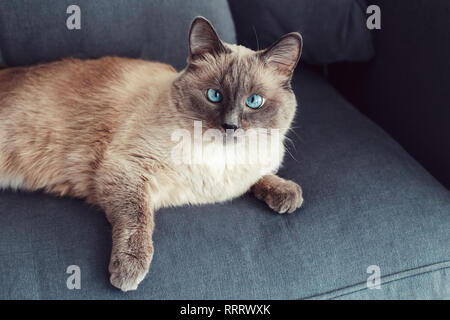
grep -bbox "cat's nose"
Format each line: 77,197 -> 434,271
222,123 -> 238,131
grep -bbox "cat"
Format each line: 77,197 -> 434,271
0,17 -> 303,291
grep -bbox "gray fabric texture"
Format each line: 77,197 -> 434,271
228,0 -> 374,64
0,67 -> 449,299
0,0 -> 236,70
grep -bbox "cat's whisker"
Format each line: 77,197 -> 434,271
252,26 -> 260,51
284,142 -> 301,164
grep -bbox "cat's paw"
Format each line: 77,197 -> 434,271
109,251 -> 153,292
263,180 -> 303,214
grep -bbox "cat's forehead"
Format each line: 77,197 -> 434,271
224,43 -> 255,56
188,44 -> 283,93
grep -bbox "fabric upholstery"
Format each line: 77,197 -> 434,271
228,0 -> 374,64
0,0 -> 236,70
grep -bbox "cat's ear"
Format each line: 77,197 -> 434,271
189,16 -> 227,60
260,32 -> 303,76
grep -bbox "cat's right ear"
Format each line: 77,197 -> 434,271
188,17 -> 227,61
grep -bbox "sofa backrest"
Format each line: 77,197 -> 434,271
0,0 -> 236,70
228,0 -> 374,65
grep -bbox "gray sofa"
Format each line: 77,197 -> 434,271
0,0 -> 449,299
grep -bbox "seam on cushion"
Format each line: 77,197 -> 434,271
302,260 -> 450,300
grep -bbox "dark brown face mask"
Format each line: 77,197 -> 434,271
171,16 -> 302,135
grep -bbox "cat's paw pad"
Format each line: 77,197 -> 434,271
264,180 -> 303,214
109,251 -> 152,292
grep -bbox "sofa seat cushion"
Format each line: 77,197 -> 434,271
0,67 -> 449,299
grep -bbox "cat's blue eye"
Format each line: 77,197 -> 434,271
246,94 -> 264,109
206,88 -> 223,103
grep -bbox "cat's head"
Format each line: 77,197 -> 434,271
171,17 -> 302,137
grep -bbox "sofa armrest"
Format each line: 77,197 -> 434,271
329,0 -> 450,189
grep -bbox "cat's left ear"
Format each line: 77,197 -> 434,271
188,16 -> 228,61
260,32 -> 303,76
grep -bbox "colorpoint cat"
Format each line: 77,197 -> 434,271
0,17 -> 303,291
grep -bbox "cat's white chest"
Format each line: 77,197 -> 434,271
160,140 -> 283,207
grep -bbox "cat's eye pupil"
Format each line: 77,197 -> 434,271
246,94 -> 263,109
206,88 -> 222,103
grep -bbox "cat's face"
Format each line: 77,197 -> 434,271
171,17 -> 302,136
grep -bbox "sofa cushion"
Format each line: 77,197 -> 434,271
0,67 -> 449,299
228,0 -> 374,65
0,0 -> 236,70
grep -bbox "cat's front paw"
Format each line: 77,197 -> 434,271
255,178 -> 303,214
266,180 -> 303,214
109,250 -> 153,292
